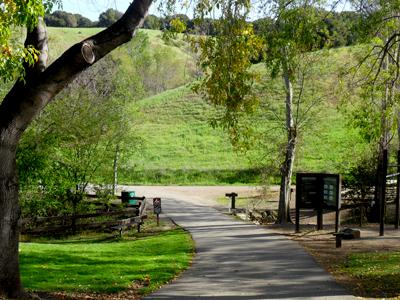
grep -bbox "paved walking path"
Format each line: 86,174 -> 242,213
125,186 -> 355,300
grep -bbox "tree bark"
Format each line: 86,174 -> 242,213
277,67 -> 296,223
0,0 -> 153,297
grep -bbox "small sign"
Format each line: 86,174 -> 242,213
153,198 -> 161,206
153,198 -> 162,214
154,206 -> 162,214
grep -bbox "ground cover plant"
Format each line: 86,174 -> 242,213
19,218 -> 195,296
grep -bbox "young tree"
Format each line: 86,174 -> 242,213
0,0 -> 153,297
17,55 -> 144,216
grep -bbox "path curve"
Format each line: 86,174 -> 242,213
123,186 -> 355,300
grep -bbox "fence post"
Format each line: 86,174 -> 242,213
380,149 -> 388,236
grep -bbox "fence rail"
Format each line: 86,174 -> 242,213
22,197 -> 147,234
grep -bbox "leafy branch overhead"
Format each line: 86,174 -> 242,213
0,0 -> 60,82
165,0 -> 263,151
190,20 -> 263,149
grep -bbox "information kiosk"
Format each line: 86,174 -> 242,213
295,173 -> 341,232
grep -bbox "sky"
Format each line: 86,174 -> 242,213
57,0 -> 352,22
58,0 -> 139,21
58,0 -> 194,21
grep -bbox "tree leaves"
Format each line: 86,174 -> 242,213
188,2 -> 263,151
0,0 -> 60,82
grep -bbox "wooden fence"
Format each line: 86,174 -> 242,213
22,197 -> 147,234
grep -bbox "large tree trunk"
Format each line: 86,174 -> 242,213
0,0 -> 153,297
0,18 -> 49,299
0,137 -> 26,298
277,68 -> 297,223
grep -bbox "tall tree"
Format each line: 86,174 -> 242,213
259,0 -> 330,223
0,0 -> 153,297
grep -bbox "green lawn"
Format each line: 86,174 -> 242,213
338,251 -> 400,297
19,228 -> 194,295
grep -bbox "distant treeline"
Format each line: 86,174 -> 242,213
45,9 -> 358,47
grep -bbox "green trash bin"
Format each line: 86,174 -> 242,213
121,191 -> 135,205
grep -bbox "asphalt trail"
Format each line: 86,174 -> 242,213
125,186 -> 355,300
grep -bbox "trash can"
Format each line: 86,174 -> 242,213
121,191 -> 135,205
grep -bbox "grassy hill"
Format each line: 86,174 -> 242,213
43,28 -> 368,185
47,27 -> 195,64
122,48 -> 368,185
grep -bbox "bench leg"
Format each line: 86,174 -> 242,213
336,235 -> 342,248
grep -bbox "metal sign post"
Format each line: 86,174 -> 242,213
153,198 -> 162,226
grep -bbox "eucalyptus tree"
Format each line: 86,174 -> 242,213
0,0 -> 153,297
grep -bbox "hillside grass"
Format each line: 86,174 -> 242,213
47,28 -> 192,61
122,47 -> 369,185
44,28 -> 369,185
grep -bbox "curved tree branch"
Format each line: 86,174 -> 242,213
0,0 -> 153,145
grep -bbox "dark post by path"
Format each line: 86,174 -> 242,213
225,193 -> 238,213
153,198 -> 162,226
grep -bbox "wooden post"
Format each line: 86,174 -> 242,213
231,193 -> 236,210
396,150 -> 400,229
335,208 -> 340,233
380,149 -> 388,236
317,208 -> 323,230
245,201 -> 249,222
295,175 -> 300,233
153,198 -> 162,227
335,234 -> 342,248
225,193 -> 237,214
